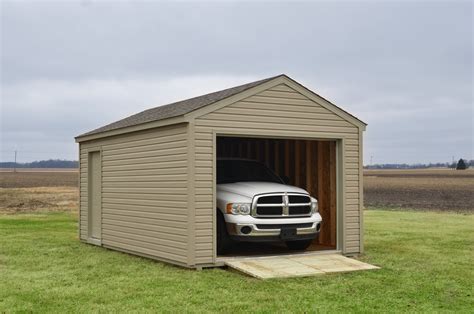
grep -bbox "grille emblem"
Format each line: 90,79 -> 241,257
282,192 -> 289,216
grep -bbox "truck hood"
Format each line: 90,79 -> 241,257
217,181 -> 308,199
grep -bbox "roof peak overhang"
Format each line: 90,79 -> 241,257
76,74 -> 366,143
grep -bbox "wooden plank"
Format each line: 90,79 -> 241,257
274,141 -> 280,175
329,141 -> 337,246
306,141 -> 312,198
310,141 -> 319,202
265,139 -> 270,165
317,141 -> 324,245
295,140 -> 301,186
285,140 -> 290,179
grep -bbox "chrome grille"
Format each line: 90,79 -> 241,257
252,193 -> 312,218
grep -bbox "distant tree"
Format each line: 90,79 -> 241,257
0,159 -> 78,168
456,158 -> 467,170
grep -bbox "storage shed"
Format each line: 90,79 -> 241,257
75,74 -> 366,268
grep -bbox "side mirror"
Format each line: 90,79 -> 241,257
281,175 -> 290,184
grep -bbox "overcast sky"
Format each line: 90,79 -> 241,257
1,0 -> 472,164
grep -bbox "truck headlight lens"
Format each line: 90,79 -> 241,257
310,197 -> 318,213
226,203 -> 251,215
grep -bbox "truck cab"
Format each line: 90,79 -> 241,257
216,158 -> 322,254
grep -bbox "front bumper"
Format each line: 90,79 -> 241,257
224,213 -> 322,241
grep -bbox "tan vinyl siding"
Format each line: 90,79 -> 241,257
79,124 -> 189,264
344,137 -> 361,252
79,147 -> 89,240
193,84 -> 362,264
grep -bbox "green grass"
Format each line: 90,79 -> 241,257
1,210 -> 473,313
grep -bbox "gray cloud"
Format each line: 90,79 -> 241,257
1,1 -> 472,163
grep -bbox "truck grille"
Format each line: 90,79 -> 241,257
252,193 -> 312,218
256,206 -> 282,216
289,206 -> 311,215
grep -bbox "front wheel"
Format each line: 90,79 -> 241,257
285,239 -> 313,251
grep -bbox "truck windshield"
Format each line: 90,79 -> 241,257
217,159 -> 283,184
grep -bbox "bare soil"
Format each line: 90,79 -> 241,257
0,170 -> 78,213
0,170 -> 78,188
0,187 -> 78,214
364,169 -> 474,212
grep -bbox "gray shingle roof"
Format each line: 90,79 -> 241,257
77,75 -> 282,138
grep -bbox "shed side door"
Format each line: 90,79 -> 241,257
88,151 -> 102,242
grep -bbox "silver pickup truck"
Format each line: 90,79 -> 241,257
216,158 -> 322,254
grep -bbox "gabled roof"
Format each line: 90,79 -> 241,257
77,75 -> 280,138
76,74 -> 366,141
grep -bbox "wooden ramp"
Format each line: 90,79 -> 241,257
224,253 -> 379,279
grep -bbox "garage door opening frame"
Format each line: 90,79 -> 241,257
211,129 -> 346,263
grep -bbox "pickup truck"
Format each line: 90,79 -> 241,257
216,158 -> 322,254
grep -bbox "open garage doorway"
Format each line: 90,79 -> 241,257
216,135 -> 339,257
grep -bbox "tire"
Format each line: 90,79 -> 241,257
216,210 -> 233,255
285,239 -> 313,251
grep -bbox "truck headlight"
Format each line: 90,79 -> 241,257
310,197 -> 318,213
226,203 -> 251,215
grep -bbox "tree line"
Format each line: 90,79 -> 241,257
0,159 -> 78,168
1,158 -> 471,170
365,159 -> 473,169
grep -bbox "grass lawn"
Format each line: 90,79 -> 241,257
1,210 -> 473,312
